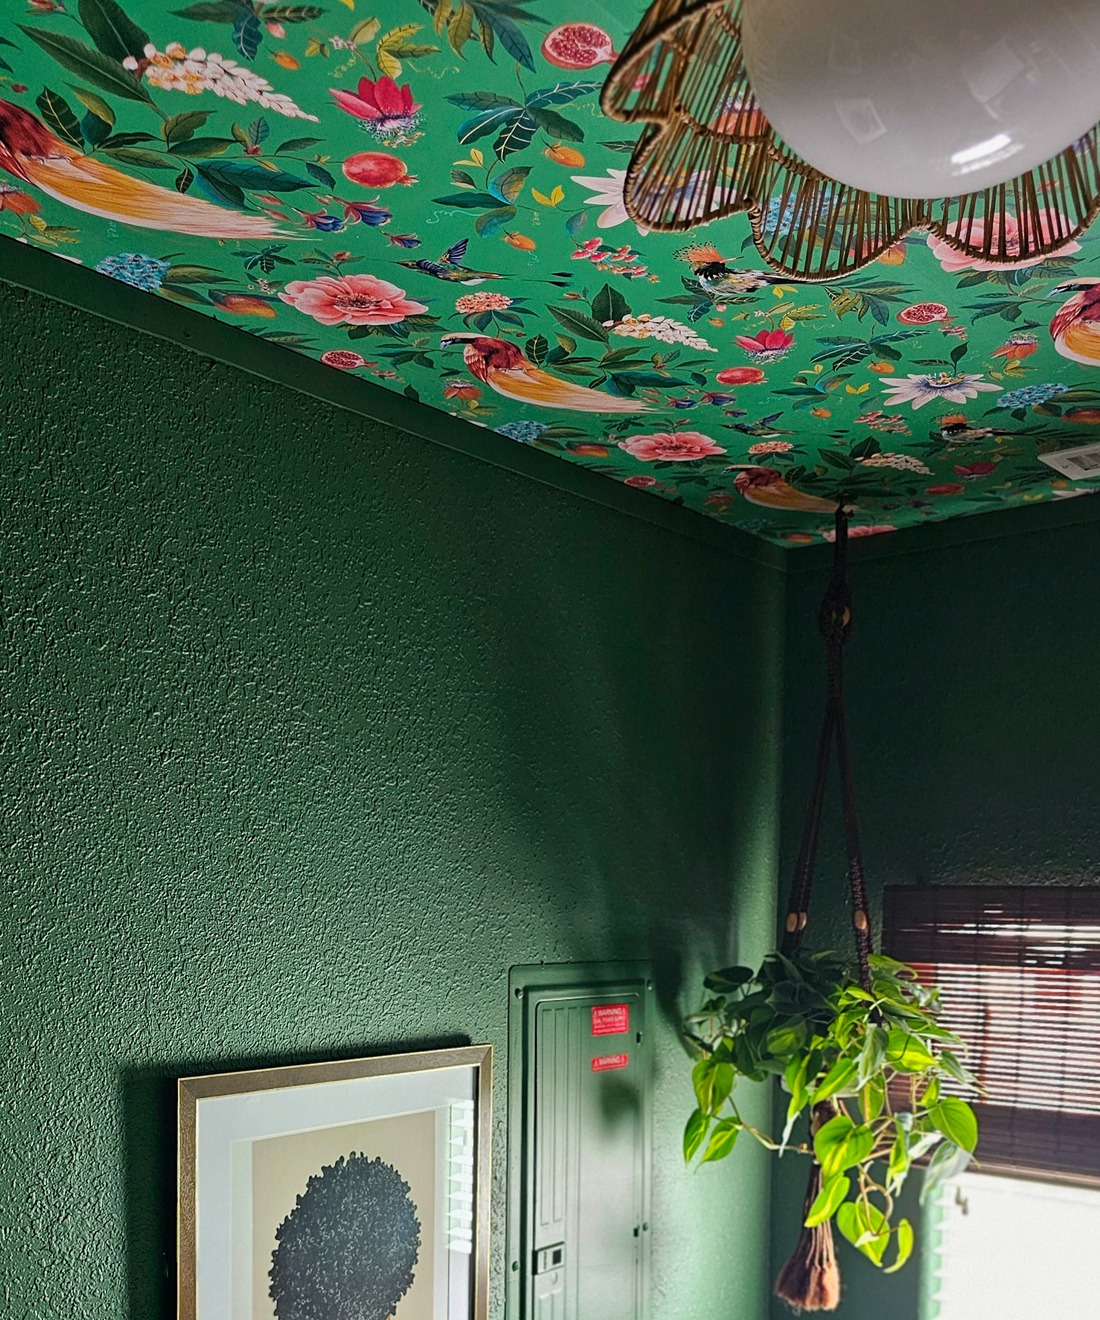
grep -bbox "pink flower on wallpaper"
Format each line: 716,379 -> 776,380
734,328 -> 794,362
927,211 -> 1081,272
331,77 -> 422,127
279,274 -> 428,326
618,431 -> 726,461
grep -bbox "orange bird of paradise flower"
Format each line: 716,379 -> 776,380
1050,278 -> 1100,367
726,465 -> 845,515
0,98 -> 287,239
440,333 -> 650,413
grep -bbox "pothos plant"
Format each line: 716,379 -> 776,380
683,949 -> 979,1279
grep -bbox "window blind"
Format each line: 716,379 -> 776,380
882,886 -> 1100,1183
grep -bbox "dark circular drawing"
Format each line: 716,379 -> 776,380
269,1151 -> 422,1320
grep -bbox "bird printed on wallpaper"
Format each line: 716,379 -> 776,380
676,242 -> 788,301
440,334 -> 650,412
395,239 -> 571,288
726,465 -> 844,514
396,238 -> 506,284
723,412 -> 796,439
1050,278 -> 1100,366
0,98 -> 286,239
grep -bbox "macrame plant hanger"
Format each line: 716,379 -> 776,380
774,507 -> 874,1314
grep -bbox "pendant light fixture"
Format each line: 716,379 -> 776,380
601,0 -> 1100,279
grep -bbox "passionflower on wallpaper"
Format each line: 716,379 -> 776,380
2,0 -> 1100,545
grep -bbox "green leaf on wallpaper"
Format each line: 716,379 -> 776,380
494,110 -> 538,159
69,86 -> 115,126
200,160 -> 313,191
850,437 -> 882,460
525,106 -> 584,142
472,3 -> 534,70
477,18 -> 494,58
36,89 -> 84,151
77,0 -> 150,63
592,283 -> 629,326
454,105 -> 522,145
192,164 -> 247,207
174,165 -> 195,193
432,0 -> 453,36
261,5 -> 326,21
159,285 -> 209,307
548,305 -> 609,344
170,137 -> 236,157
490,166 -> 529,203
18,26 -> 155,104
474,206 -> 515,236
456,106 -> 522,146
81,109 -> 113,147
172,1 -> 252,20
274,137 -> 323,155
432,191 -> 507,210
565,210 -> 587,236
446,91 -> 520,111
162,111 -> 214,145
233,10 -> 263,60
525,334 -> 548,365
102,146 -> 176,168
446,2 -> 475,57
524,81 -> 601,108
162,264 -> 235,284
302,161 -> 335,187
99,130 -> 158,148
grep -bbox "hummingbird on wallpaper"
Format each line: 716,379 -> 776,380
676,242 -> 789,300
440,334 -> 649,413
724,412 -> 796,439
395,239 -> 570,287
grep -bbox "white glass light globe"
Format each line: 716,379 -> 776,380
740,0 -> 1100,200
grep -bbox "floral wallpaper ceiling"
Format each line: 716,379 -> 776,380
3,0 -> 1100,546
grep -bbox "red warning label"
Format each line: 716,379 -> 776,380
591,1004 -> 630,1036
591,1053 -> 629,1073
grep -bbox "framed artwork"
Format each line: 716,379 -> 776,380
178,1045 -> 491,1320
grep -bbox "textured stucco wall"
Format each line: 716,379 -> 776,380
0,281 -> 785,1320
771,522 -> 1100,1320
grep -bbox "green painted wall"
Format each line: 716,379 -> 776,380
771,519 -> 1100,1320
0,282 -> 784,1320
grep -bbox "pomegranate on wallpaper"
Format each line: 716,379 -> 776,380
2,0 -> 1099,543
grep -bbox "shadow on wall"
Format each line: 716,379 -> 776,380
470,511 -> 785,1032
120,1034 -> 471,1320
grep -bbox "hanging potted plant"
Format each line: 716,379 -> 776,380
683,949 -> 978,1309
683,509 -> 979,1312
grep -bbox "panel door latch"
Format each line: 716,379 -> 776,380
534,1243 -> 565,1274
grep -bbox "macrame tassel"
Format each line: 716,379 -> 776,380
774,1159 -> 841,1313
775,1104 -> 842,1313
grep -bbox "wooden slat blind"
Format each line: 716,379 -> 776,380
883,886 -> 1100,1182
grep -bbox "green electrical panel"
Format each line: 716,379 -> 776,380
506,962 -> 654,1320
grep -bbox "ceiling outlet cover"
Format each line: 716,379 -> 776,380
1038,442 -> 1100,479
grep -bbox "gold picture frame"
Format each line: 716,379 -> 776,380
178,1045 -> 492,1320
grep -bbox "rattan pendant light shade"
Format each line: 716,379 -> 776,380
600,0 -> 1100,280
